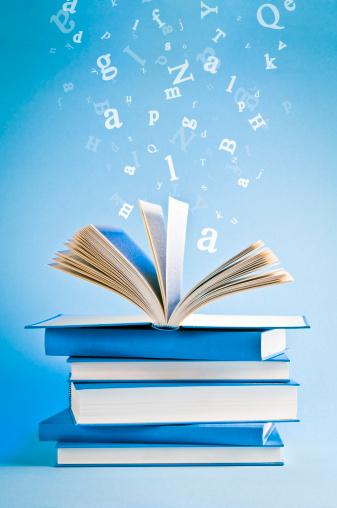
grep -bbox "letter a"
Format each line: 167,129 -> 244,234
203,56 -> 219,74
197,228 -> 217,253
104,109 -> 123,129
50,9 -> 75,33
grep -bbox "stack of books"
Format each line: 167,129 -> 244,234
26,198 -> 309,466
27,313 -> 308,466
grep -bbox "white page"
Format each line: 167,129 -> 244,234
139,200 -> 167,314
180,314 -> 309,329
166,198 -> 189,320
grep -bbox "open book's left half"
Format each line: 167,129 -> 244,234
49,198 -> 293,327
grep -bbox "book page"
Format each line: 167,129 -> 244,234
166,198 -> 189,320
180,314 -> 309,329
139,200 -> 167,317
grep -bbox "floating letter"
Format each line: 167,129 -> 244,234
104,109 -> 123,129
197,228 -> 217,253
282,101 -> 291,114
265,53 -> 277,69
169,125 -> 197,153
93,99 -> 110,115
164,87 -> 182,100
182,117 -> 197,130
219,138 -> 236,155
124,166 -> 136,175
237,101 -> 245,112
119,203 -> 134,219
168,59 -> 194,85
85,136 -> 101,152
212,28 -> 226,43
201,2 -> 218,19
257,4 -> 284,29
149,110 -> 159,125
63,82 -> 74,92
50,9 -> 75,33
284,0 -> 295,11
165,154 -> 179,181
97,54 -> 117,81
62,0 -> 77,13
238,178 -> 249,187
73,31 -> 83,43
123,45 -> 146,67
203,56 -> 219,74
248,113 -> 266,131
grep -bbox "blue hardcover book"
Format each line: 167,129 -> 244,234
26,313 -> 309,330
43,326 -> 288,360
70,380 -> 299,424
39,409 -> 276,446
55,427 -> 284,466
67,353 -> 290,382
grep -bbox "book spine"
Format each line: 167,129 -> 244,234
45,328 -> 266,360
39,422 -> 265,445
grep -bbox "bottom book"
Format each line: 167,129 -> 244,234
56,427 -> 283,466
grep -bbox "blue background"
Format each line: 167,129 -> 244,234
1,0 -> 337,506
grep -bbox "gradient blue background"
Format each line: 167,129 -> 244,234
1,1 -> 337,506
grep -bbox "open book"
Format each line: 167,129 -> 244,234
49,198 -> 293,328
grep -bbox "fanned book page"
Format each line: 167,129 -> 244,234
49,199 -> 294,327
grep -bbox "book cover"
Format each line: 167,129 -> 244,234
43,326 -> 288,360
39,408 -> 277,446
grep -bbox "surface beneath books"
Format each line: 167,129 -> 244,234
1,442 -> 336,508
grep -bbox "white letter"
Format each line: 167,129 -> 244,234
197,228 -> 217,253
248,113 -> 266,131
104,109 -> 123,129
201,1 -> 218,19
164,87 -> 182,100
119,203 -> 134,219
149,110 -> 159,125
219,138 -> 236,155
85,136 -> 101,152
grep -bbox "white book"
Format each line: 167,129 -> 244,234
70,381 -> 298,425
68,354 -> 290,382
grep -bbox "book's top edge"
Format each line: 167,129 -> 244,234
25,314 -> 310,330
71,379 -> 300,389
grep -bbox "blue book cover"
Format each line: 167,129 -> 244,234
44,327 -> 287,360
39,409 -> 276,446
55,427 -> 284,466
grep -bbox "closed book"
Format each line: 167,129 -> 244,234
43,327 -> 287,360
70,380 -> 299,425
55,427 -> 284,466
67,353 -> 290,382
39,409 -> 276,446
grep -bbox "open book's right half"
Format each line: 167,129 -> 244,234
49,198 -> 293,328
